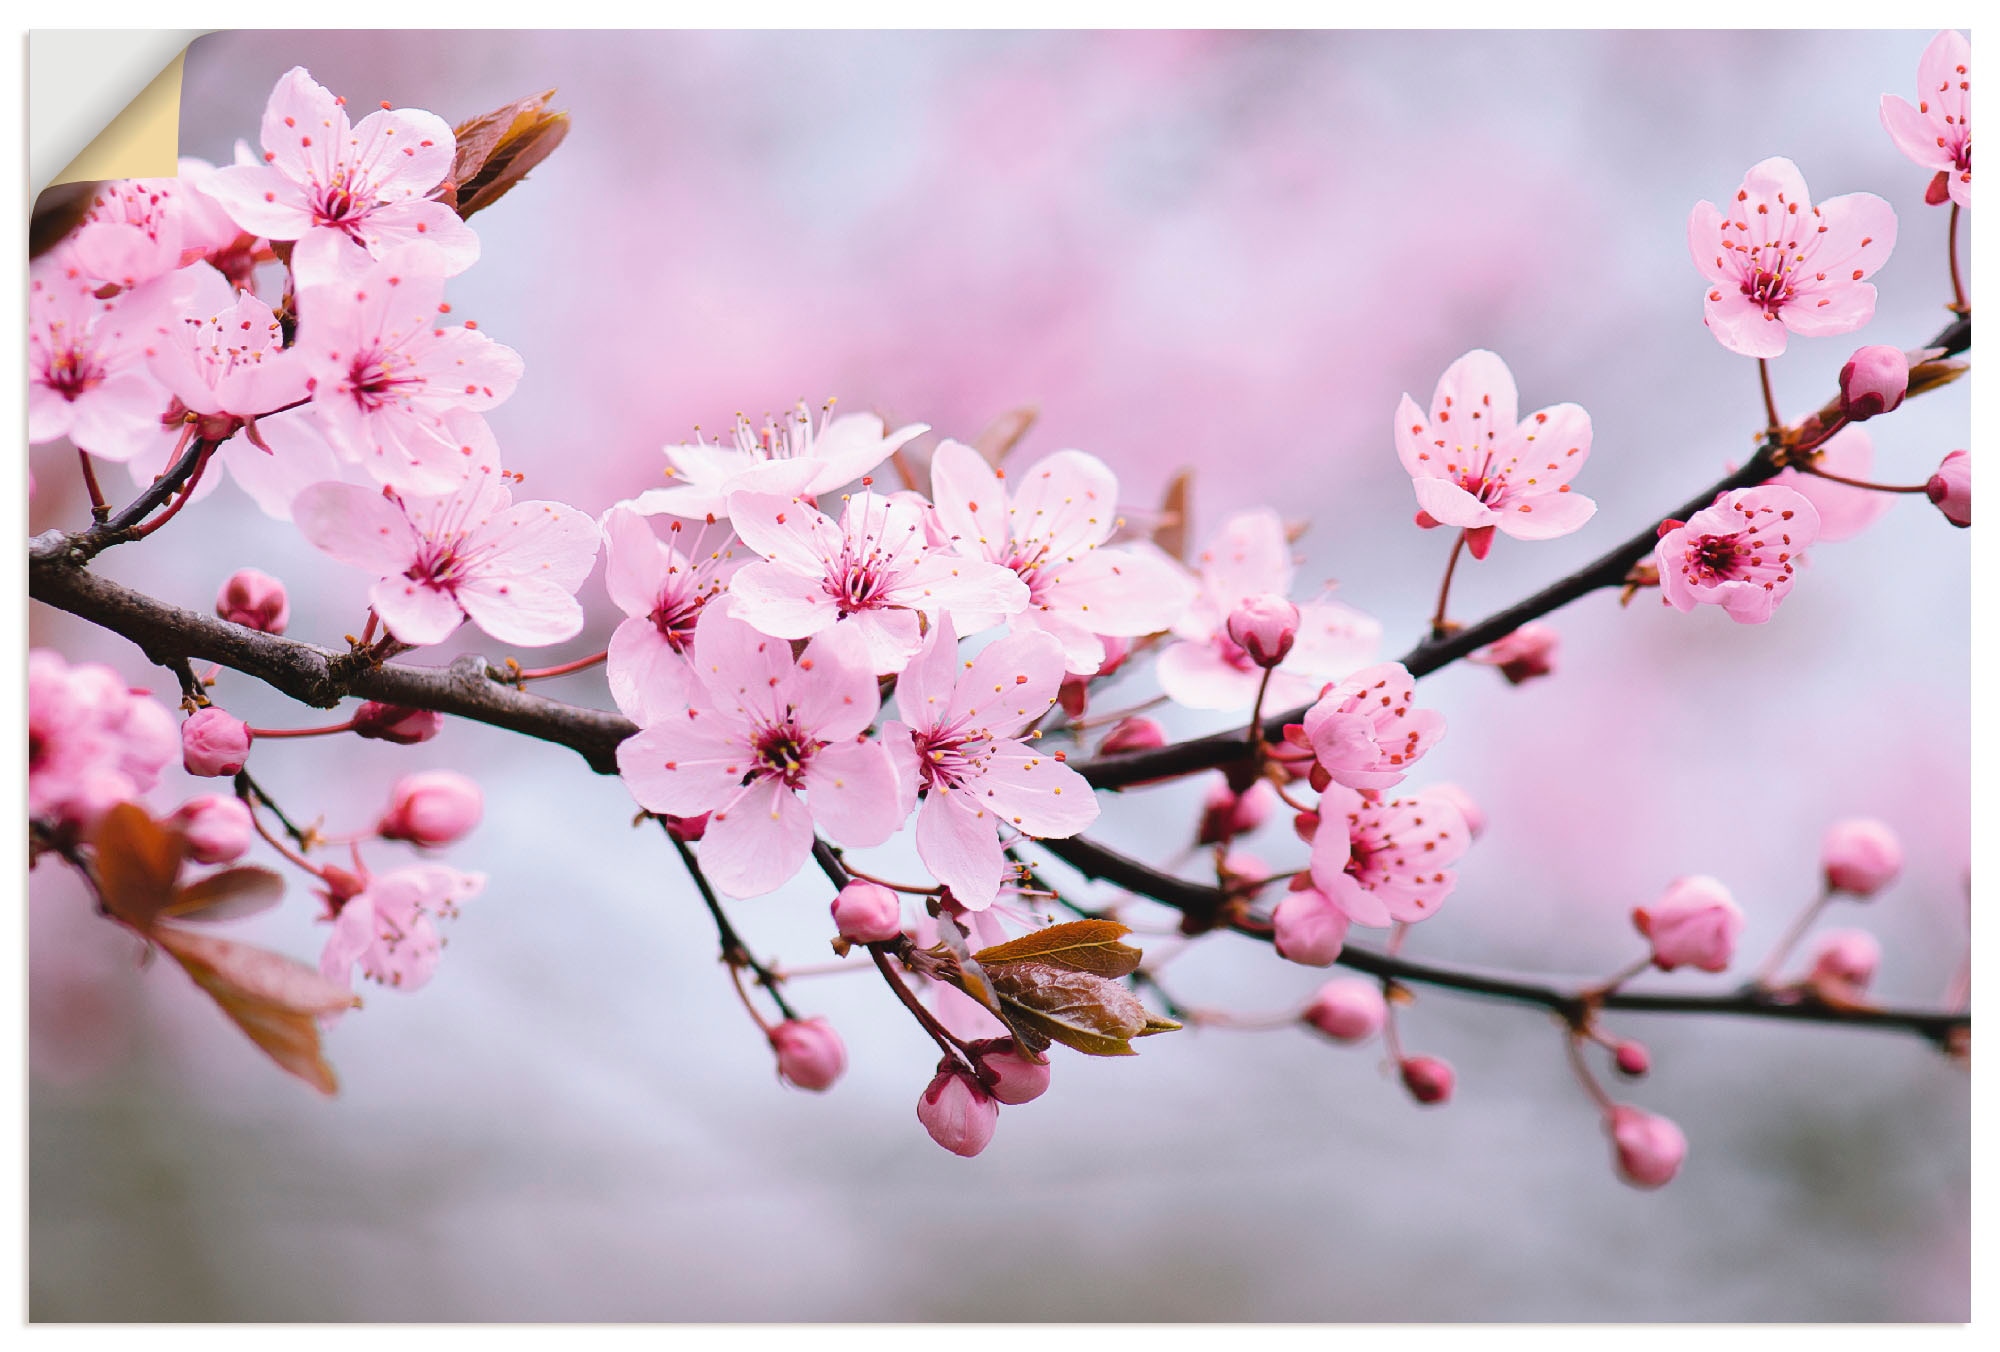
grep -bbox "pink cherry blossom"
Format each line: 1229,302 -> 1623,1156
1196,777 -> 1275,846
918,1059 -> 1000,1156
726,488 -> 1030,675
1927,450 -> 1971,527
319,862 -> 485,994
1838,345 -> 1909,421
1687,157 -> 1897,358
1272,885 -> 1350,966
1773,427 -> 1890,543
927,440 -> 1196,674
1632,875 -> 1742,973
770,1018 -> 847,1092
1298,662 -> 1446,792
1469,622 -> 1559,685
884,616 -> 1097,910
203,67 -> 478,287
294,247 -> 522,494
1394,350 -> 1597,547
216,568 -> 290,633
121,401 -> 349,525
27,651 -> 178,834
1155,508 -> 1381,712
615,609 -> 904,897
1881,30 -> 1971,209
600,505 -> 740,725
27,256 -> 179,462
58,166 -> 246,291
1807,929 -> 1882,998
1306,783 -> 1470,928
629,402 -> 929,521
1655,485 -> 1820,624
293,471 -> 600,648
148,263 -> 309,430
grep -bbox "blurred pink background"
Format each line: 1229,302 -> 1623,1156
29,30 -> 1968,1320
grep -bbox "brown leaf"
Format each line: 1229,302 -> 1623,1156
974,919 -> 1143,978
448,90 -> 570,219
986,961 -> 1162,1057
153,925 -> 356,1096
31,181 -> 99,260
971,405 -> 1039,467
89,802 -> 187,929
1151,470 -> 1193,561
162,866 -> 287,923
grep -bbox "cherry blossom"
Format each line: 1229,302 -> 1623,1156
1687,158 -> 1897,358
319,863 -> 486,994
883,616 -> 1097,910
615,609 -> 903,897
58,165 -> 246,291
27,651 -> 178,834
1307,784 -> 1470,928
771,1018 -> 847,1092
1927,450 -> 1971,527
927,440 -> 1196,674
293,471 -> 599,647
1469,622 -> 1559,685
293,247 -> 522,494
1821,818 -> 1902,897
27,256 -> 180,463
1655,485 -> 1821,624
1773,427 -> 1890,543
203,66 -> 479,287
1632,876 -> 1742,973
600,505 -> 740,726
1155,508 -> 1382,712
726,488 -> 1029,675
1880,30 -> 1971,208
629,402 -> 929,521
1297,662 -> 1446,792
1394,350 -> 1597,554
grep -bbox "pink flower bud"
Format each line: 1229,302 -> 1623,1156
1807,928 -> 1881,996
214,568 -> 290,633
1400,1055 -> 1455,1106
376,771 -> 483,847
1632,875 -> 1743,973
1927,449 -> 1970,527
1613,1040 -> 1651,1079
1272,887 -> 1350,966
830,880 -> 903,944
661,812 -> 708,842
917,1060 -> 999,1157
181,707 -> 252,777
1821,818 -> 1902,897
1226,593 -> 1301,668
1220,850 -> 1272,898
1098,716 -> 1167,755
1057,674 -> 1089,719
351,701 -> 443,744
770,1017 -> 846,1092
1926,169 -> 1952,205
1424,783 -> 1486,841
1302,978 -> 1386,1043
968,1038 -> 1051,1105
1470,622 -> 1558,685
1196,777 -> 1273,845
1096,637 -> 1131,679
169,794 -> 253,864
1606,1105 -> 1687,1189
1837,345 -> 1909,421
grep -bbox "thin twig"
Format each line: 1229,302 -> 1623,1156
665,823 -> 799,1022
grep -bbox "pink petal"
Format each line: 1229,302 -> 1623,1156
952,627 -> 1066,739
216,407 -> 343,521
1428,348 -> 1519,443
688,606 -> 794,725
1686,200 -> 1734,284
915,790 -> 1009,911
200,163 -> 314,240
727,491 -> 841,573
928,439 -> 1011,564
368,576 -> 466,646
1495,488 -> 1596,541
292,480 -> 419,572
1394,392 -> 1444,480
471,498 -> 600,593
1880,95 -> 1954,171
1155,639 -> 1260,712
617,713 -> 752,817
1492,401 -> 1592,490
600,505 -> 673,618
1806,192 -> 1897,279
804,740 -> 905,848
346,106 -> 455,200
355,200 -> 480,276
1775,426 -> 1890,542
1037,544 -> 1196,642
1411,475 -> 1495,529
785,621 -> 881,742
1781,281 -> 1877,340
836,608 -> 927,676
1195,507 -> 1294,606
700,778 -> 814,897
1702,287 -> 1788,358
455,574 -> 586,647
892,613 -> 963,733
607,618 -> 694,725
726,562 -> 837,640
977,741 -> 1099,839
259,67 -> 349,186
1007,448 -> 1121,557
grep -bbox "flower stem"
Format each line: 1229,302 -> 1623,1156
1753,886 -> 1833,986
1246,666 -> 1275,755
124,440 -> 217,542
667,825 -> 799,1022
77,451 -> 109,522
508,650 -> 609,682
1791,463 -> 1931,494
244,719 -> 358,739
1948,203 -> 1966,314
868,941 -> 975,1068
1429,531 -> 1467,639
1758,358 -> 1781,434
1564,1029 -> 1617,1115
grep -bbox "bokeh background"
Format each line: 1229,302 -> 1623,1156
28,30 -> 1970,1321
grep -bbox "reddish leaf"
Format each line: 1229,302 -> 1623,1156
1151,470 -> 1193,561
974,919 -> 1143,978
162,866 -> 287,923
971,405 -> 1039,467
153,926 -> 356,1096
89,803 -> 186,929
985,961 -> 1180,1058
448,90 -> 570,219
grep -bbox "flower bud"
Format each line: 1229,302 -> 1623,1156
1226,593 -> 1301,668
1470,622 -> 1558,685
351,701 -> 443,744
1807,928 -> 1881,997
1927,449 -> 1970,527
1424,783 -> 1486,841
968,1038 -> 1050,1105
1837,345 -> 1910,421
1632,875 -> 1742,973
181,707 -> 252,777
1821,818 -> 1902,897
1606,1105 -> 1687,1189
830,880 -> 903,944
377,771 -> 483,847
1272,887 -> 1350,967
1399,1055 -> 1455,1106
661,812 -> 708,842
1097,716 -> 1167,755
1057,674 -> 1089,719
917,1060 -> 999,1157
1302,978 -> 1386,1043
1196,778 -> 1273,846
215,568 -> 290,633
169,794 -> 253,864
1613,1040 -> 1651,1079
1220,850 -> 1271,898
770,1017 -> 846,1092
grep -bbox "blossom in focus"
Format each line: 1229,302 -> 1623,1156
726,488 -> 1029,675
599,505 -> 739,726
181,707 -> 253,777
1155,508 -> 1381,712
149,263 -> 310,428
377,771 -> 484,847
1272,885 -> 1351,966
202,66 -> 479,286
831,881 -> 904,944
883,616 -> 1097,910
1837,345 -> 1909,422
1394,350 -> 1596,554
293,247 -> 522,494
294,471 -> 599,647
58,166 -> 246,291
968,1039 -> 1050,1105
770,1018 -> 847,1092
1821,818 -> 1902,897
1606,1106 -> 1687,1189
27,651 -> 178,834
1632,875 -> 1742,973
927,440 -> 1195,674
1687,157 -> 1896,358
1469,622 -> 1559,686
615,609 -> 902,897
1297,662 -> 1445,792
1880,30 -> 1972,208
1927,449 -> 1971,527
1306,783 -> 1469,927
27,256 -> 180,462
1773,427 -> 1891,543
629,402 -> 929,521
1654,485 -> 1821,624
319,862 -> 485,994
918,1059 -> 1000,1157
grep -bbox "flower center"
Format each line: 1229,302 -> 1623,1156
45,345 -> 106,402
346,351 -> 422,411
649,590 -> 706,651
311,174 -> 370,231
914,728 -> 992,793
1686,534 -> 1746,584
752,722 -> 818,789
405,541 -> 461,588
1741,265 -> 1794,312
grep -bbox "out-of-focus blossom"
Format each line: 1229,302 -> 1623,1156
831,880 -> 904,944
216,567 -> 291,633
726,488 -> 1028,675
1272,885 -> 1350,966
1838,345 -> 1910,422
599,505 -> 738,725
1424,783 -> 1486,840
918,1059 -> 1000,1156
1400,1055 -> 1455,1105
1687,157 -> 1896,358
1469,622 -> 1559,685
181,707 -> 253,777
1774,427 -> 1891,543
28,651 -> 178,834
1614,1041 -> 1652,1078
169,794 -> 255,864
1655,485 -> 1820,624
1927,450 -> 1971,526
319,862 -> 485,994
1394,350 -> 1596,554
616,609 -> 902,897
1156,508 -> 1380,712
630,403 -> 928,521
59,166 -> 244,290
1302,977 -> 1387,1043
377,771 -> 484,846
1097,716 -> 1166,754
929,441 -> 1196,674
1606,1105 -> 1687,1189
770,1017 -> 847,1092
1880,30 -> 1971,208
294,471 -> 599,647
968,1038 -> 1050,1105
1307,783 -> 1469,927
1298,662 -> 1445,792
1196,777 -> 1274,846
1807,929 -> 1882,1000
1632,875 -> 1742,973
1821,818 -> 1902,897
351,701 -> 442,744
